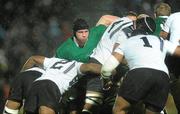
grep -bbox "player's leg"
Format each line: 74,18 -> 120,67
39,106 -> 55,114
82,90 -> 103,114
3,100 -> 20,114
82,59 -> 104,114
99,87 -> 117,114
145,109 -> 158,114
3,70 -> 42,114
24,80 -> 62,114
170,77 -> 180,114
3,73 -> 25,114
113,96 -> 130,114
144,70 -> 170,114
66,78 -> 86,114
166,55 -> 180,114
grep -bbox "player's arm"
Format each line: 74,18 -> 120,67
21,55 -> 45,72
160,17 -> 170,39
160,30 -> 169,39
96,15 -> 120,26
173,46 -> 180,56
112,43 -> 120,52
101,52 -> 123,79
80,63 -> 102,74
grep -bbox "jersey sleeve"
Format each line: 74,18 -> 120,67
55,37 -> 72,58
55,42 -> 65,58
115,31 -> 128,44
43,57 -> 53,69
90,25 -> 107,36
76,62 -> 84,75
164,40 -> 178,55
114,44 -> 125,55
162,16 -> 172,33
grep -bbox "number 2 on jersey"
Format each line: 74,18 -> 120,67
51,60 -> 69,69
50,60 -> 75,74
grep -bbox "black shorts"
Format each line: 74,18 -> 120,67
118,68 -> 170,111
8,70 -> 42,102
24,80 -> 62,113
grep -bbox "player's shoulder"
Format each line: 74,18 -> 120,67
168,12 -> 180,20
91,24 -> 107,31
170,12 -> 180,17
45,57 -> 61,62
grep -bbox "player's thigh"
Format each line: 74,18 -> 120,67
25,80 -> 61,113
8,71 -> 41,102
113,96 -> 130,113
144,70 -> 169,112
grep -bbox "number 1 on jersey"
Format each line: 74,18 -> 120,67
140,37 -> 152,48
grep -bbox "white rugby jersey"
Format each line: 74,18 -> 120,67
115,34 -> 177,75
35,58 -> 83,94
25,67 -> 45,73
162,12 -> 180,45
90,17 -> 133,64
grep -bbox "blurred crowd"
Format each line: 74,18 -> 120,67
0,0 -> 180,112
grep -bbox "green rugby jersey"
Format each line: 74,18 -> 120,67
55,25 -> 106,63
153,16 -> 168,37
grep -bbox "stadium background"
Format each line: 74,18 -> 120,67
0,0 -> 179,113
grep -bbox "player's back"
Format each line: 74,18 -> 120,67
36,58 -> 82,94
116,34 -> 171,74
90,17 -> 133,64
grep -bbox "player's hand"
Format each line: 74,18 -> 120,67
100,77 -> 113,91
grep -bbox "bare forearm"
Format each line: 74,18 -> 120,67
21,57 -> 36,72
96,15 -> 120,26
160,31 -> 168,39
81,63 -> 102,74
174,46 -> 180,56
21,56 -> 45,72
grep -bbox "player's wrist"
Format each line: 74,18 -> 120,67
101,71 -> 112,79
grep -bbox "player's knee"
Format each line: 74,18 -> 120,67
112,105 -> 120,114
3,106 -> 19,114
85,91 -> 103,106
83,91 -> 103,113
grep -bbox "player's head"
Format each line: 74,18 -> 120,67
73,18 -> 89,47
154,3 -> 171,17
135,17 -> 156,34
137,13 -> 150,19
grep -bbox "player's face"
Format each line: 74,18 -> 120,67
75,29 -> 89,44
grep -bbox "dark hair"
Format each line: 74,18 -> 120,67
73,18 -> 89,33
136,17 -> 156,34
